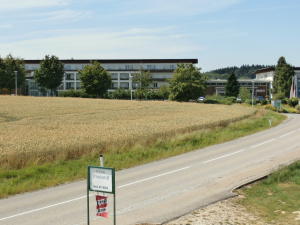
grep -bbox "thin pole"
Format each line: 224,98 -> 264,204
114,193 -> 116,225
87,167 -> 90,225
100,155 -> 104,167
14,71 -> 18,96
252,80 -> 254,107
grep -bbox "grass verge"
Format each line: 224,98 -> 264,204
236,160 -> 300,224
0,110 -> 285,199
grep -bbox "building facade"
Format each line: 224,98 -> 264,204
204,79 -> 271,98
253,67 -> 300,98
23,59 -> 198,96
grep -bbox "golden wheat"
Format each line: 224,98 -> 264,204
0,96 -> 255,168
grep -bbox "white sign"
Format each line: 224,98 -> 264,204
90,167 -> 113,192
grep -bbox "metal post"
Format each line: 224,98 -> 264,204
114,193 -> 116,225
14,71 -> 18,96
100,155 -> 104,167
252,80 -> 254,107
87,167 -> 90,225
129,75 -> 133,100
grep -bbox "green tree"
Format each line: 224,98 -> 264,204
238,86 -> 251,102
34,55 -> 65,96
79,61 -> 111,98
156,85 -> 170,100
273,56 -> 295,98
225,72 -> 239,97
168,63 -> 207,102
0,54 -> 26,94
132,69 -> 152,100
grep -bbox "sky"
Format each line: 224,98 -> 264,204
0,0 -> 299,72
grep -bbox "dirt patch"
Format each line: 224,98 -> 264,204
164,196 -> 271,225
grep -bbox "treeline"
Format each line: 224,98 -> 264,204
205,64 -> 274,79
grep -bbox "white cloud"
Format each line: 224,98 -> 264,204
118,0 -> 241,16
0,27 -> 204,59
0,24 -> 12,29
0,0 -> 70,11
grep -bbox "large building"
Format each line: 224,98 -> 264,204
23,59 -> 198,96
16,59 -> 300,99
204,79 -> 271,98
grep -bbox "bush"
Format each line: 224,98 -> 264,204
287,97 -> 299,107
110,88 -> 131,99
281,98 -> 288,104
261,99 -> 268,105
58,89 -> 88,98
245,99 -> 255,105
203,99 -> 219,104
225,96 -> 236,102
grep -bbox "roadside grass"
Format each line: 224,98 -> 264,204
0,110 -> 285,199
236,160 -> 300,224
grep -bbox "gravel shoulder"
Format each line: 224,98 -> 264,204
164,196 -> 270,225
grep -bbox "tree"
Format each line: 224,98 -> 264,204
0,54 -> 26,94
79,61 -> 111,97
238,86 -> 251,102
132,69 -> 152,100
272,56 -> 295,98
225,72 -> 239,97
34,55 -> 65,96
168,63 -> 207,102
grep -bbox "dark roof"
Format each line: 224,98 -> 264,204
253,67 -> 275,74
24,59 -> 198,64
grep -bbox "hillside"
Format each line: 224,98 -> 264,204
205,64 -> 274,80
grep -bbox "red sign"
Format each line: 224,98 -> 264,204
96,195 -> 108,218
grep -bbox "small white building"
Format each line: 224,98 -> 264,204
253,67 -> 300,98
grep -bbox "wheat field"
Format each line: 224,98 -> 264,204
0,96 -> 256,168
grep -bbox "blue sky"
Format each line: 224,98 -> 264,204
1,0 -> 299,71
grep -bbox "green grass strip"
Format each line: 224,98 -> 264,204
236,160 -> 300,224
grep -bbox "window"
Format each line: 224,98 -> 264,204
111,82 -> 118,88
66,83 -> 72,89
120,82 -> 129,88
120,73 -> 129,80
147,65 -> 155,70
153,83 -> 158,88
65,65 -> 71,70
125,65 -> 133,70
111,73 -> 118,80
170,65 -> 175,70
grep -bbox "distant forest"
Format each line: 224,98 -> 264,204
204,64 -> 274,80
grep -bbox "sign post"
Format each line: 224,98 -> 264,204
87,166 -> 116,225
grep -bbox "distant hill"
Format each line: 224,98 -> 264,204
205,64 -> 274,80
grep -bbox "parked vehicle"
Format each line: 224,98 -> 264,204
198,96 -> 205,101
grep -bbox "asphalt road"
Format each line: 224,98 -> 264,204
0,114 -> 299,225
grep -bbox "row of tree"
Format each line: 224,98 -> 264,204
205,64 -> 274,79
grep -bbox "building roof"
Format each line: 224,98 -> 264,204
24,59 -> 198,64
253,67 -> 275,74
253,66 -> 300,74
